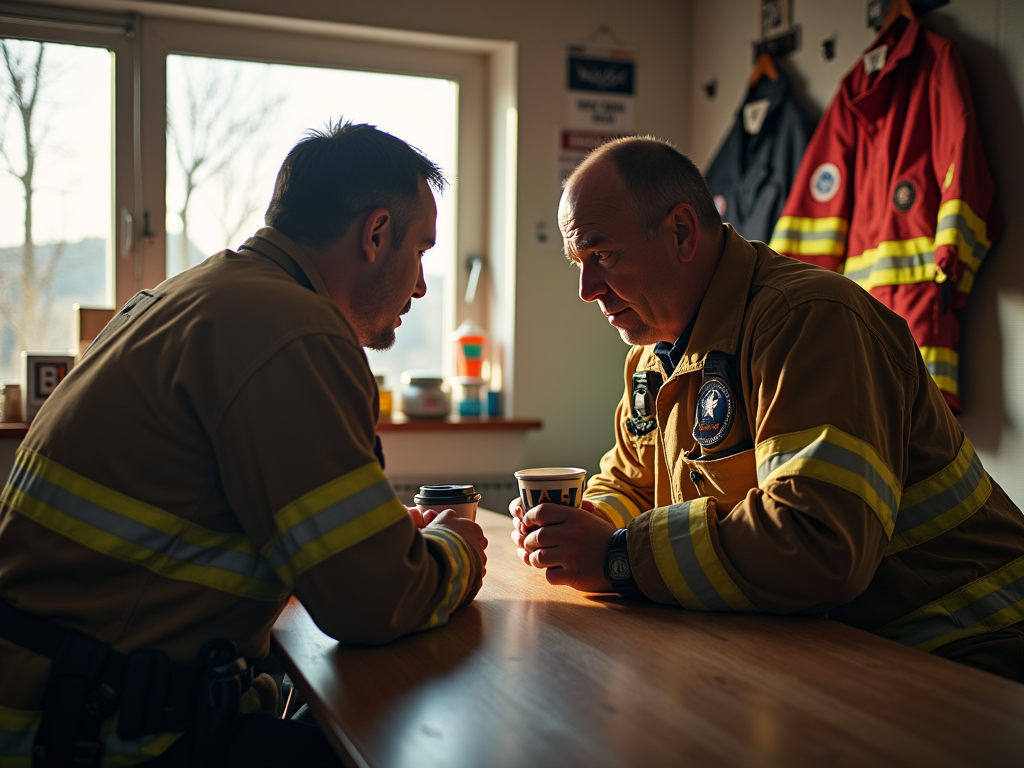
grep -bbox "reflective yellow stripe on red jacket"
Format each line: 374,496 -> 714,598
768,216 -> 848,258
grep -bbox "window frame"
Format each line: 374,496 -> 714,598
0,3 -> 518,405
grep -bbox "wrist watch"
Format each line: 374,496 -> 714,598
604,528 -> 645,600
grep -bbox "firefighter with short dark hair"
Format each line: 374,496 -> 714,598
0,121 -> 487,767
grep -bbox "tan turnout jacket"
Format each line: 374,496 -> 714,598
0,228 -> 478,764
586,224 -> 1024,657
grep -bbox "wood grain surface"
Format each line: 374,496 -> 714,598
272,510 -> 1024,768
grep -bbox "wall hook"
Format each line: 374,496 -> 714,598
702,79 -> 717,99
821,36 -> 837,61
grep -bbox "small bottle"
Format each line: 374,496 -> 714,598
452,319 -> 488,379
374,374 -> 392,421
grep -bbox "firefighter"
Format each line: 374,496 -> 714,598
511,136 -> 1024,682
0,122 -> 487,767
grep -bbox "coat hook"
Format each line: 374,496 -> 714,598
821,36 -> 837,61
702,79 -> 717,99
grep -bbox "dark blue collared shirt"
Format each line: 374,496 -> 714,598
653,313 -> 698,375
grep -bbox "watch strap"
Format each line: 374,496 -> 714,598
604,528 -> 645,600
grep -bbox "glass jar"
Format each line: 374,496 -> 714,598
398,371 -> 450,419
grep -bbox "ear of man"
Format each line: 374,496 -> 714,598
360,207 -> 392,263
664,202 -> 701,265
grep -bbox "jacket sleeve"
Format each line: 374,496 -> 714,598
626,298 -> 909,614
583,347 -> 656,529
930,41 -> 1002,308
213,334 -> 479,645
768,91 -> 856,273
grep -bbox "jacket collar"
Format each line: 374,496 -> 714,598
640,224 -> 757,377
844,16 -> 921,125
239,227 -> 332,299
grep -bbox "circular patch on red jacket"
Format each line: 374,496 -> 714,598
893,181 -> 916,212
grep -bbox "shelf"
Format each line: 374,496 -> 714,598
0,422 -> 29,439
377,416 -> 542,432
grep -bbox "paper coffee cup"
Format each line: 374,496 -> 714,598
414,484 -> 482,522
514,467 -> 587,510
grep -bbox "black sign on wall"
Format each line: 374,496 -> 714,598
567,56 -> 635,95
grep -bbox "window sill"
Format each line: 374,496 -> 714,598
377,416 -> 542,432
0,423 -> 28,440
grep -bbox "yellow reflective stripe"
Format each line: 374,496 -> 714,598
937,199 -> 990,248
919,346 -> 959,397
843,237 -> 939,289
942,162 -> 955,191
876,555 -> 1024,652
887,437 -> 991,555
418,528 -> 474,630
648,500 -> 754,611
585,493 -> 640,528
774,216 -> 849,233
756,425 -> 900,537
261,461 -> 407,585
0,704 -> 182,767
0,450 -> 286,601
768,216 -> 848,257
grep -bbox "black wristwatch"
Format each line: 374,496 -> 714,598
604,528 -> 645,600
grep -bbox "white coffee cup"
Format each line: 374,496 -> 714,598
514,467 -> 587,510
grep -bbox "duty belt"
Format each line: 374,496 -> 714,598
0,597 -> 251,768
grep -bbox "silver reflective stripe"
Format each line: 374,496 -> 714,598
895,573 -> 1024,648
596,495 -> 633,525
843,249 -> 935,282
666,503 -> 732,612
8,462 -> 279,586
757,438 -> 899,515
893,450 -> 984,535
936,213 -> 988,263
771,228 -> 844,243
265,479 -> 397,571
924,360 -> 958,381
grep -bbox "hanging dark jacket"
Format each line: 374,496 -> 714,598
704,69 -> 811,243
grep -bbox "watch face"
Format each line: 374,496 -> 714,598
608,554 -> 631,582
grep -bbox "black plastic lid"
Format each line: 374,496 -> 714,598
413,484 -> 482,505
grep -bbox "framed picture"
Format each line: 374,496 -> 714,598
21,352 -> 74,421
760,0 -> 791,40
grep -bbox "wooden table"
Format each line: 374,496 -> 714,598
271,510 -> 1024,768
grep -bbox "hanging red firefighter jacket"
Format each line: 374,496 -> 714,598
768,16 -> 1001,412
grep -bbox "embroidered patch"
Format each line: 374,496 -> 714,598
714,194 -> 727,216
893,181 -> 916,212
692,378 -> 734,448
810,163 -> 841,203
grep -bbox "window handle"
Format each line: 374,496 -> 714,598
119,207 -> 134,260
465,254 -> 485,304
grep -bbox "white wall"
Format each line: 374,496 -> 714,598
688,0 -> 1024,507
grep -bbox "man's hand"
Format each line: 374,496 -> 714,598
514,501 -> 616,593
406,505 -> 425,529
426,510 -> 488,599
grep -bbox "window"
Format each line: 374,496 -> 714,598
164,54 -> 458,384
0,38 -> 113,380
0,6 -> 516,406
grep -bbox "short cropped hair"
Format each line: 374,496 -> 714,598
265,120 -> 447,250
572,136 -> 722,238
